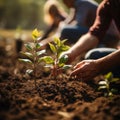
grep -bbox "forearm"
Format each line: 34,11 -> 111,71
69,33 -> 99,61
97,49 -> 120,73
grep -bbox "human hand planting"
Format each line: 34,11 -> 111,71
70,60 -> 99,81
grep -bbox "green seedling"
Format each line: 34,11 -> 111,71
98,72 -> 120,97
19,29 -> 46,89
40,37 -> 72,80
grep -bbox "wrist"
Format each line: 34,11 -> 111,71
95,58 -> 107,75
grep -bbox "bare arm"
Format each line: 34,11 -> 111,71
65,33 -> 99,63
70,49 -> 120,81
97,49 -> 120,73
64,8 -> 76,24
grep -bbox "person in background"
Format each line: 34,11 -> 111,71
60,0 -> 119,47
40,0 -> 119,49
39,0 -> 98,47
60,0 -> 120,80
59,0 -> 98,43
40,0 -> 67,40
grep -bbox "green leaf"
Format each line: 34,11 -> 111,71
49,43 -> 56,53
61,45 -> 70,51
59,55 -> 68,64
108,92 -> 113,97
36,43 -> 42,49
98,81 -> 107,85
57,46 -> 70,56
25,43 -> 33,51
61,39 -> 67,44
110,78 -> 120,83
44,64 -> 53,68
37,50 -> 46,56
20,52 -> 33,59
18,58 -> 33,64
98,86 -> 107,90
54,37 -> 61,47
26,69 -> 33,74
40,56 -> 54,64
111,88 -> 118,94
105,72 -> 113,81
58,63 -> 65,67
32,28 -> 42,40
62,65 -> 72,70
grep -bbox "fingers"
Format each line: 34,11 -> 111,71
71,61 -> 87,76
73,61 -> 85,69
70,60 -> 97,81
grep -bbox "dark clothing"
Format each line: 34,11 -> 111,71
74,0 -> 98,27
85,48 -> 116,60
60,25 -> 89,43
60,0 -> 98,43
89,0 -> 120,41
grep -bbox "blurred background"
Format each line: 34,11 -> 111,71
0,0 -> 101,30
0,0 -> 102,55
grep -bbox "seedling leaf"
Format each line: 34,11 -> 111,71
36,43 -> 43,49
44,64 -> 53,68
25,43 -> 33,51
32,28 -> 42,40
111,88 -> 118,93
26,69 -> 33,74
98,72 -> 120,97
40,56 -> 54,64
19,58 -> 33,64
37,50 -> 46,56
49,43 -> 56,53
62,65 -> 72,70
20,52 -> 33,59
98,86 -> 107,90
59,55 -> 68,64
110,78 -> 119,83
60,45 -> 70,51
61,39 -> 67,44
54,37 -> 61,47
108,92 -> 113,97
98,81 -> 107,85
105,72 -> 113,81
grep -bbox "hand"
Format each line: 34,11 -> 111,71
60,50 -> 74,64
70,60 -> 100,81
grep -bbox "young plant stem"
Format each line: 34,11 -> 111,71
106,81 -> 111,96
33,63 -> 37,89
33,41 -> 38,90
55,53 -> 59,92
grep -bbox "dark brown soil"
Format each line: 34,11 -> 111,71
0,48 -> 120,120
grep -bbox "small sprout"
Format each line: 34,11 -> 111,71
19,28 -> 45,90
98,72 -> 120,97
32,28 -> 42,40
40,37 -> 72,80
